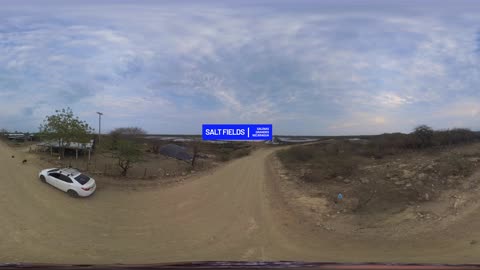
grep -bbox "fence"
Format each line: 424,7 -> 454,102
42,154 -> 202,180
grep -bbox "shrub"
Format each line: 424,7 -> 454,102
215,144 -> 252,162
367,126 -> 478,152
217,153 -> 230,162
278,146 -> 314,163
432,128 -> 477,146
436,154 -> 474,178
232,148 -> 251,159
277,125 -> 479,182
413,125 -> 434,148
278,143 -> 362,181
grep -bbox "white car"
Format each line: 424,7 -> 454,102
38,168 -> 96,197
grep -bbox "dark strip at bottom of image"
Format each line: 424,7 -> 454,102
1,261 -> 480,270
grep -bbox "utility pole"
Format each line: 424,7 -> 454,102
96,112 -> 103,145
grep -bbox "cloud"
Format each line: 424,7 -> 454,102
374,93 -> 415,108
1,1 -> 480,134
437,100 -> 480,118
328,112 -> 389,134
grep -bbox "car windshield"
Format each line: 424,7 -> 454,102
74,174 -> 91,185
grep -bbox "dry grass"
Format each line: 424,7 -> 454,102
279,139 -> 480,182
278,142 -> 368,182
215,143 -> 252,161
277,137 -> 480,218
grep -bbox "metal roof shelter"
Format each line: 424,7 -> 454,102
159,144 -> 192,161
37,139 -> 94,150
36,139 -> 95,160
6,133 -> 33,141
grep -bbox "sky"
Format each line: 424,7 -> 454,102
1,0 -> 480,135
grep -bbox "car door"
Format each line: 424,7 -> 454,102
47,172 -> 64,190
47,173 -> 73,192
57,174 -> 74,192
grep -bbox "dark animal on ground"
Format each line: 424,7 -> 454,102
22,159 -> 27,164
11,155 -> 14,158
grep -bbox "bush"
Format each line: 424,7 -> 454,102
325,143 -> 340,155
278,146 -> 311,163
436,154 -> 474,178
277,125 -> 479,183
217,153 -> 230,162
367,126 -> 478,152
231,148 -> 251,159
215,144 -> 252,162
358,142 -> 385,158
278,143 -> 362,181
413,125 -> 434,148
311,155 -> 359,180
432,128 -> 477,146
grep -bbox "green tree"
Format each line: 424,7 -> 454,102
110,127 -> 147,137
111,140 -> 144,176
109,127 -> 147,151
413,125 -> 434,148
39,108 -> 94,158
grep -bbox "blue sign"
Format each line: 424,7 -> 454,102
202,124 -> 272,141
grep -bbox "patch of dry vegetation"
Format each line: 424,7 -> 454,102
277,127 -> 480,215
215,143 -> 252,161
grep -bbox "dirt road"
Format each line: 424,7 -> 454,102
1,141 -> 480,264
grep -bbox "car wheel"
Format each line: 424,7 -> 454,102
67,190 -> 78,197
39,175 -> 46,183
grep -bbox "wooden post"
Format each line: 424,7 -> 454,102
143,168 -> 147,179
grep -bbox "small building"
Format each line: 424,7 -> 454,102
6,133 -> 33,142
37,139 -> 95,159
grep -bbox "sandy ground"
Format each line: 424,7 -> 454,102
1,141 -> 480,264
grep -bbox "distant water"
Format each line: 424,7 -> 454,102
277,137 -> 319,143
